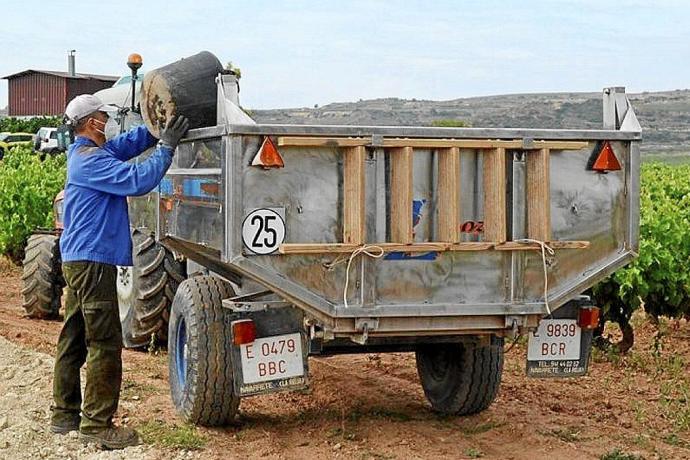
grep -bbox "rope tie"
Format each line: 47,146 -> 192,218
324,245 -> 385,308
516,238 -> 555,316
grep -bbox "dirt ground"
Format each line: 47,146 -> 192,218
1,258 -> 689,460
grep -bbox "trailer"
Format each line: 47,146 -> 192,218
140,67 -> 641,425
20,50 -> 641,423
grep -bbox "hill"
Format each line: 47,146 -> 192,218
252,89 -> 690,155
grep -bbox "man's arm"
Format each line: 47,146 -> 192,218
73,145 -> 174,197
103,124 -> 158,162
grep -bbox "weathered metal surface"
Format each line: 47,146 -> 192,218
155,83 -> 640,338
157,138 -> 224,250
226,136 -> 635,332
226,123 -> 640,141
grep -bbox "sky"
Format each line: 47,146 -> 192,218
1,0 -> 689,110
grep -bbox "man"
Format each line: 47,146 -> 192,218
51,94 -> 189,449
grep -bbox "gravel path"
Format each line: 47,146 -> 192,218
0,335 -> 193,460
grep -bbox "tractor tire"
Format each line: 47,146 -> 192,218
21,234 -> 64,319
168,275 -> 240,426
118,228 -> 185,348
416,336 -> 504,415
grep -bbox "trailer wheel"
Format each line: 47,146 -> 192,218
118,228 -> 185,348
416,337 -> 504,415
21,234 -> 64,319
168,275 -> 240,426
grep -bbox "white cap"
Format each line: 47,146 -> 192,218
64,94 -> 119,122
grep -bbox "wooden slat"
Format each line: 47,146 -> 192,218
277,136 -> 589,151
279,240 -> 589,254
280,242 -> 493,254
526,141 -> 589,150
482,147 -> 506,243
278,137 -> 369,147
342,146 -> 366,244
527,148 -> 551,241
383,139 -> 588,150
494,241 -> 590,251
389,146 -> 414,244
437,147 -> 461,243
280,243 -> 360,254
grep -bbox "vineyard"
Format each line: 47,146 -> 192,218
0,146 -> 65,261
594,162 -> 690,350
0,116 -> 62,134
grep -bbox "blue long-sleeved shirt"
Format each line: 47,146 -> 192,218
60,125 -> 173,266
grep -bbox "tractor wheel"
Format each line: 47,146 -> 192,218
416,336 -> 504,415
117,228 -> 185,348
21,234 -> 64,319
168,275 -> 240,426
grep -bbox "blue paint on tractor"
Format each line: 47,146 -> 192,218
159,177 -> 219,199
159,177 -> 173,195
385,199 -> 438,261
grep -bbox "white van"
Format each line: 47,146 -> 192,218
35,127 -> 59,154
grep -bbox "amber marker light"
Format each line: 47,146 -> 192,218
127,53 -> 143,69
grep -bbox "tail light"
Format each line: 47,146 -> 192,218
578,306 -> 600,330
232,319 -> 257,345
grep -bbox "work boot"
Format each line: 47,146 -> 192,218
50,416 -> 80,434
79,425 -> 141,450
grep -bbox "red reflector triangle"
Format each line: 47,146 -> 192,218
592,141 -> 621,172
251,137 -> 284,168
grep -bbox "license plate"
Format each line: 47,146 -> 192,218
239,333 -> 304,384
526,319 -> 589,378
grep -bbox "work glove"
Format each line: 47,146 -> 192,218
158,115 -> 190,151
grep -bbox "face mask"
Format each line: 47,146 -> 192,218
90,118 -> 107,136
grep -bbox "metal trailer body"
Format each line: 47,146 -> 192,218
155,77 -> 640,348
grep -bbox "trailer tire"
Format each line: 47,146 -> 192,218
168,275 -> 240,426
416,337 -> 504,416
21,234 -> 64,319
118,228 -> 185,348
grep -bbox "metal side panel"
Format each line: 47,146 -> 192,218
158,138 -> 224,250
522,141 -> 636,308
215,126 -> 638,329
226,124 -> 640,141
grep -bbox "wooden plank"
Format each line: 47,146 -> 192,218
527,141 -> 589,150
389,146 -> 414,244
384,139 -> 588,150
279,242 -> 495,254
482,147 -> 507,243
278,240 -> 588,254
277,136 -> 589,151
495,241 -> 590,251
437,147 -> 461,243
342,146 -> 366,244
280,243 -> 360,254
278,137 -> 369,147
385,139 -> 521,149
527,148 -> 551,241
378,242 -> 495,252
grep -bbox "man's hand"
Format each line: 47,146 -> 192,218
159,115 -> 190,151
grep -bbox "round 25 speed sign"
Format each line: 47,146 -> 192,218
242,209 -> 286,255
